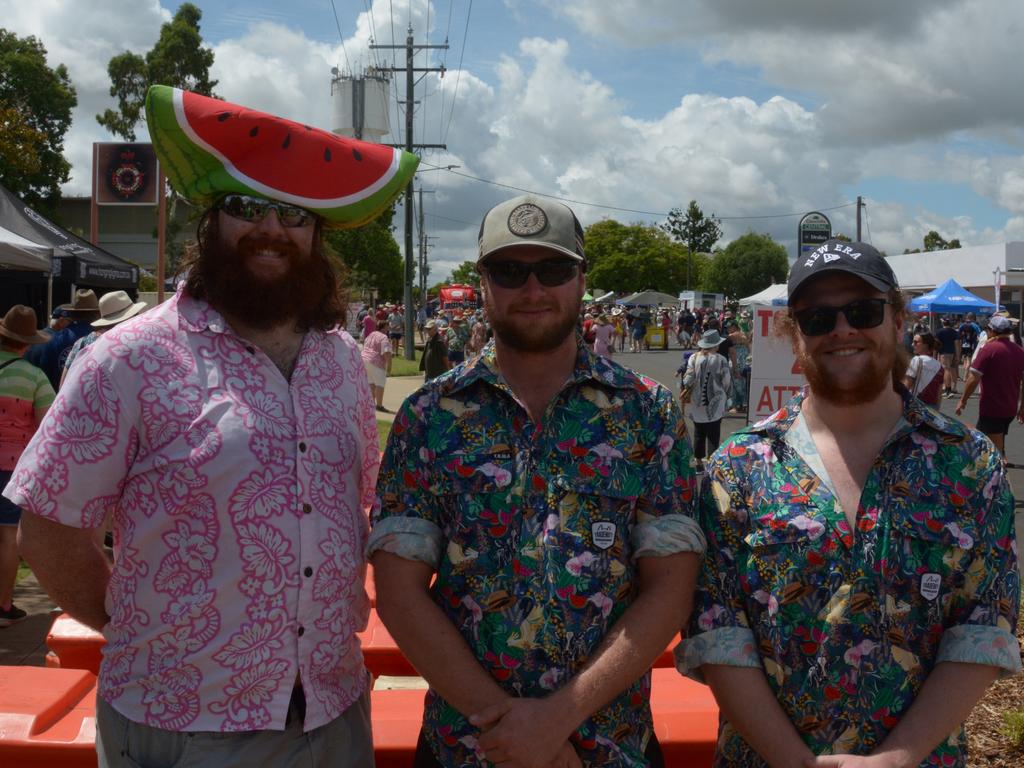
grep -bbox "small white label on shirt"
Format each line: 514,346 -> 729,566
592,522 -> 616,550
920,572 -> 941,601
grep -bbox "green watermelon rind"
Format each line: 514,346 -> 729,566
145,85 -> 418,229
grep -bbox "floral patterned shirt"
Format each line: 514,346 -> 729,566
677,388 -> 1021,767
3,287 -> 380,732
370,340 -> 705,766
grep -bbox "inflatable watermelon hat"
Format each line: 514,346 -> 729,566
145,85 -> 419,228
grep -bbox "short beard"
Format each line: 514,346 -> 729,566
485,292 -> 582,353
186,214 -> 339,331
798,331 -> 905,407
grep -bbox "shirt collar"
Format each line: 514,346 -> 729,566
742,383 -> 968,443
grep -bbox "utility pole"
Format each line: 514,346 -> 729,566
417,188 -> 436,303
856,195 -> 863,241
372,27 -> 448,359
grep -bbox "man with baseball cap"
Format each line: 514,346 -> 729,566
6,86 -> 417,767
678,239 -> 1020,765
370,194 -> 704,767
956,313 -> 1024,453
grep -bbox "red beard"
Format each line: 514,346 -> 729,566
798,331 -> 905,406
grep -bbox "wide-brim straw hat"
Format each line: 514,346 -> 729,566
697,329 -> 723,348
0,305 -> 51,345
92,291 -> 148,328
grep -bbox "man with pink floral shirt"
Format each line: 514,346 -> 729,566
3,86 -> 418,767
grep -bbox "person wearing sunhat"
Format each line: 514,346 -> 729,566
6,85 -> 418,766
59,290 -> 149,387
0,306 -> 55,627
681,328 -> 732,471
371,194 -> 704,767
24,288 -> 100,391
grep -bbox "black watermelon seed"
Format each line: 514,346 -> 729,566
352,149 -> 362,161
217,112 -> 231,122
282,134 -> 291,149
324,148 -> 332,162
304,125 -> 312,131
249,126 -> 259,138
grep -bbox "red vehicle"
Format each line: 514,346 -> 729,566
438,284 -> 479,312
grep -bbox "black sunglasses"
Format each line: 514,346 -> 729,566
218,194 -> 313,228
792,298 -> 890,336
482,259 -> 580,289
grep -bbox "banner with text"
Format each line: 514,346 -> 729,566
749,303 -> 805,424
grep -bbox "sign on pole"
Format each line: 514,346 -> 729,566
94,143 -> 159,205
797,211 -> 832,263
748,303 -> 804,424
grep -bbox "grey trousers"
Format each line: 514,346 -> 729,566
95,686 -> 374,768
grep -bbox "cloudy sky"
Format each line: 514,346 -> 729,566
4,0 -> 1024,280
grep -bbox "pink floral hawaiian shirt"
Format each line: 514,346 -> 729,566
4,287 -> 380,732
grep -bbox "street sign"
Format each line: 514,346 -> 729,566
798,212 -> 831,261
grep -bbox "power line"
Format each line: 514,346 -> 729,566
443,0 -> 473,144
328,0 -> 351,72
417,161 -> 857,221
438,1 -> 454,147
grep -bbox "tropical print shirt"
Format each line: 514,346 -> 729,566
370,339 -> 705,767
677,388 -> 1021,767
4,287 -> 380,732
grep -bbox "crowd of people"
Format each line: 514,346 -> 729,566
0,87 -> 1019,768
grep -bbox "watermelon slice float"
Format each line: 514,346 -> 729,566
144,85 -> 419,228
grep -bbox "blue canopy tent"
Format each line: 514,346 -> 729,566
908,278 -> 996,314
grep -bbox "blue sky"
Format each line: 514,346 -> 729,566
5,0 -> 1023,279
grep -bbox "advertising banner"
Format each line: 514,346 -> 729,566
797,211 -> 832,263
748,303 -> 804,424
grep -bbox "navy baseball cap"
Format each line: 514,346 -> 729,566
788,240 -> 898,302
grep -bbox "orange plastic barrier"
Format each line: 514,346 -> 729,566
371,688 -> 425,767
45,614 -> 105,675
0,666 -> 98,767
654,633 -> 681,668
357,609 -> 417,678
650,667 -> 718,766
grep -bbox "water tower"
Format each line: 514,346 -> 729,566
331,67 -> 391,142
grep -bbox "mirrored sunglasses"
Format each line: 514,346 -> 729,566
792,298 -> 889,336
218,194 -> 313,228
482,259 -> 580,289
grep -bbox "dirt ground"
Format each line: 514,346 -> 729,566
965,602 -> 1024,766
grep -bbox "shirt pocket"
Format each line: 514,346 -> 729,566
880,510 -> 976,622
430,454 -> 516,579
548,466 -> 641,611
742,515 -> 831,624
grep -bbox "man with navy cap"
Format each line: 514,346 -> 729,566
371,194 -> 704,767
678,240 -> 1020,766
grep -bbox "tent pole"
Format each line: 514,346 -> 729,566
47,273 -> 52,316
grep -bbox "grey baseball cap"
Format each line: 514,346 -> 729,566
478,194 -> 585,263
788,239 -> 898,302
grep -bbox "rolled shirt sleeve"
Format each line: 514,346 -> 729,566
676,468 -> 762,682
935,456 -> 1021,677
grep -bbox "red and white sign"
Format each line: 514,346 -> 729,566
748,304 -> 805,424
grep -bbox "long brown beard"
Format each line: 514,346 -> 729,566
485,291 -> 582,353
798,330 -> 907,406
191,221 -> 334,331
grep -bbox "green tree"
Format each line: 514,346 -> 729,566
324,208 -> 404,302
660,200 -> 723,291
0,30 -> 77,214
585,221 -> 687,295
96,3 -> 217,140
923,230 -> 962,251
703,232 -> 789,300
449,261 -> 481,286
